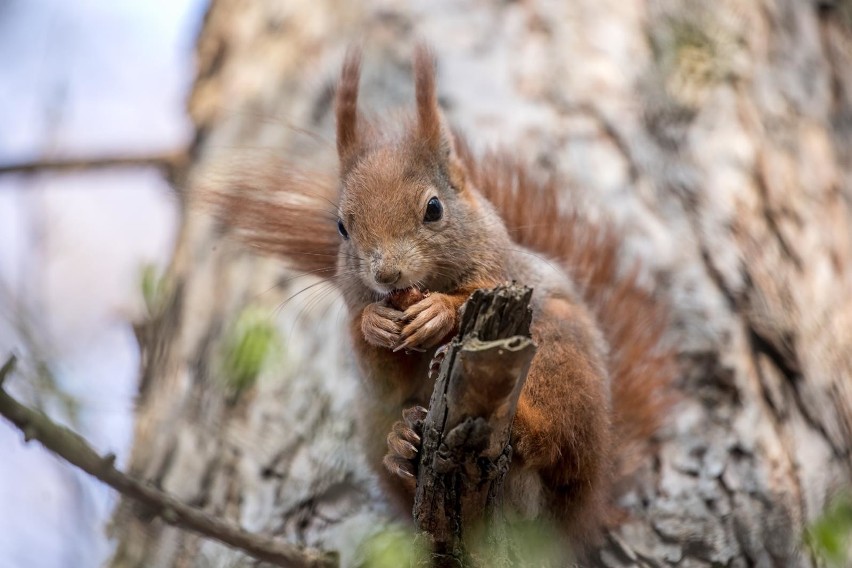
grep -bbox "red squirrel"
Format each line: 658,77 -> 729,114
213,46 -> 677,551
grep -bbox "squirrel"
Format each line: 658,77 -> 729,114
211,45 -> 677,553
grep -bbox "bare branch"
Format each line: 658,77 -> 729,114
0,356 -> 338,568
0,151 -> 188,177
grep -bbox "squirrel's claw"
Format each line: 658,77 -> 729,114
402,405 -> 428,430
383,454 -> 416,490
384,407 -> 427,491
395,294 -> 456,351
361,303 -> 404,349
387,420 -> 420,459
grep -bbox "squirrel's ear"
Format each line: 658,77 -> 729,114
413,44 -> 468,192
335,47 -> 362,173
413,44 -> 443,153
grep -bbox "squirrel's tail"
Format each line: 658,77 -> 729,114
462,143 -> 678,482
198,160 -> 340,277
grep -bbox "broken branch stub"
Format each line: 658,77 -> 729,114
413,285 -> 537,566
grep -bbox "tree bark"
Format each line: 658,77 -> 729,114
110,1 -> 852,567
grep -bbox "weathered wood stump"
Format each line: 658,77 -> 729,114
413,285 -> 537,567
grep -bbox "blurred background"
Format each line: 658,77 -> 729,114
0,1 -> 205,566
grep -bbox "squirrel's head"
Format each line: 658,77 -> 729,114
332,45 -> 497,297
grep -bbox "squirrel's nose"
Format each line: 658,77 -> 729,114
374,268 -> 402,286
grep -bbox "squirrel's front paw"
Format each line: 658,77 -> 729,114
383,406 -> 428,491
361,302 -> 404,349
395,293 -> 457,352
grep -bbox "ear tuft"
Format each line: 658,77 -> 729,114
336,46 -> 362,171
413,43 -> 443,152
413,45 -> 469,192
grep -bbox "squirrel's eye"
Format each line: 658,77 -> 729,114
337,219 -> 349,240
424,197 -> 443,223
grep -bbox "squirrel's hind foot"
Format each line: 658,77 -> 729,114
383,406 -> 428,491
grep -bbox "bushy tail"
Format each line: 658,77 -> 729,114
460,141 -> 678,482
197,159 -> 340,277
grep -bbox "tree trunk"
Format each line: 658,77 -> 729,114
110,1 -> 852,566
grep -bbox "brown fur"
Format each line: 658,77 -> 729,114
207,45 -> 677,552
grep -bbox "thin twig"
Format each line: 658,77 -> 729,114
0,354 -> 337,568
0,355 -> 17,385
0,151 -> 188,177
